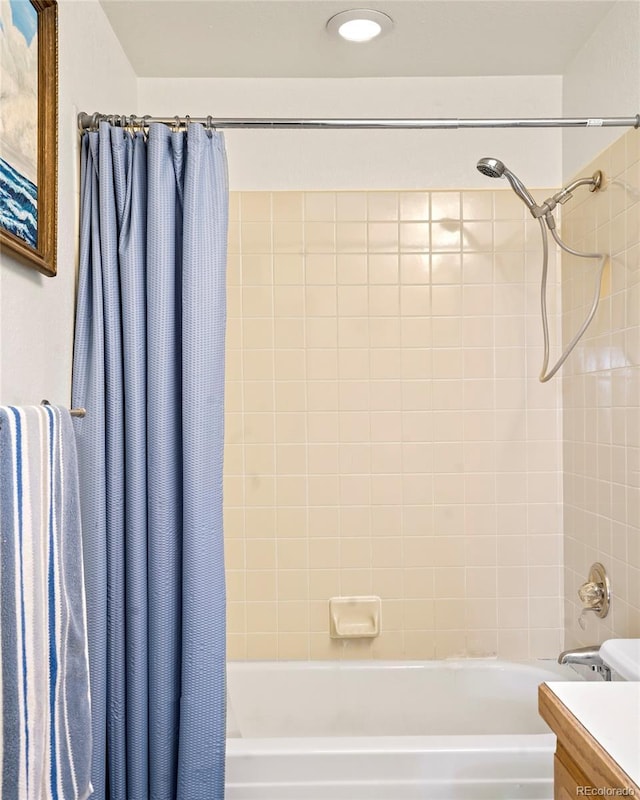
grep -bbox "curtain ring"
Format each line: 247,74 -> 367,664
185,114 -> 191,129
91,112 -> 100,131
129,114 -> 143,138
173,115 -> 181,132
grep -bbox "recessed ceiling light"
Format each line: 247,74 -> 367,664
326,9 -> 394,43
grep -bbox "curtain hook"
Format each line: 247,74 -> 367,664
173,115 -> 181,132
185,114 -> 191,129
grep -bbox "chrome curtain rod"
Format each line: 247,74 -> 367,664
78,111 -> 640,132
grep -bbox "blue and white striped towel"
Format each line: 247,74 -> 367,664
0,405 -> 92,800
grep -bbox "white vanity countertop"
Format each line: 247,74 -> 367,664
544,681 -> 640,786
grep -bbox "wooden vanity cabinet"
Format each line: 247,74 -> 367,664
539,683 -> 640,799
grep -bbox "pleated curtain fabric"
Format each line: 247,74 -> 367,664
72,122 -> 228,800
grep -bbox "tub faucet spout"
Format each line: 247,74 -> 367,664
558,645 -> 611,680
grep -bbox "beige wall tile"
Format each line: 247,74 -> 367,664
241,192 -> 271,221
272,192 -> 303,221
562,131 -> 640,647
336,222 -> 367,252
305,193 -> 336,222
431,193 -> 460,222
336,193 -> 367,221
273,253 -> 305,285
462,192 -> 493,221
370,254 -> 399,284
224,187 -> 568,661
400,192 -> 429,222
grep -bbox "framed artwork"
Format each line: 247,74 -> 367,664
0,0 -> 58,277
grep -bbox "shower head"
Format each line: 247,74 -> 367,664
476,157 -> 506,179
476,157 -> 539,215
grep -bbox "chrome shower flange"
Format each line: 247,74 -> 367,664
590,170 -> 604,192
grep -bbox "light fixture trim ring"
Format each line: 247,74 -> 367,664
326,9 -> 394,42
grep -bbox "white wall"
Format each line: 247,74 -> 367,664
562,0 -> 640,180
139,76 -> 563,191
0,0 -> 136,405
4,0 -> 635,405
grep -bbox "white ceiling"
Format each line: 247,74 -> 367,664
99,0 -> 617,79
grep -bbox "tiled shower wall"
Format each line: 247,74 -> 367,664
563,129 -> 640,647
223,187 -> 564,661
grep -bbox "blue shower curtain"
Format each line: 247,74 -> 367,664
72,122 -> 228,800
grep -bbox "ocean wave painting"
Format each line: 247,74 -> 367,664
1,0 -> 39,250
0,156 -> 37,248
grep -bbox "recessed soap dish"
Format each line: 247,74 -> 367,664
329,596 -> 381,639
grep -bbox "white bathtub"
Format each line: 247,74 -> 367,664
225,659 -> 580,800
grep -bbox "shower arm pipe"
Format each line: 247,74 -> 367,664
77,112 -> 640,132
562,175 -> 602,194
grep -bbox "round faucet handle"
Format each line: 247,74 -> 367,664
578,580 -> 604,609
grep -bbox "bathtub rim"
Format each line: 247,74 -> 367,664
226,731 -> 558,754
226,656 -> 578,675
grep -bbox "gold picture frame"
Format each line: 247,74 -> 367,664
0,0 -> 58,277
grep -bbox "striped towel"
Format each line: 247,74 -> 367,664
0,405 -> 92,800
